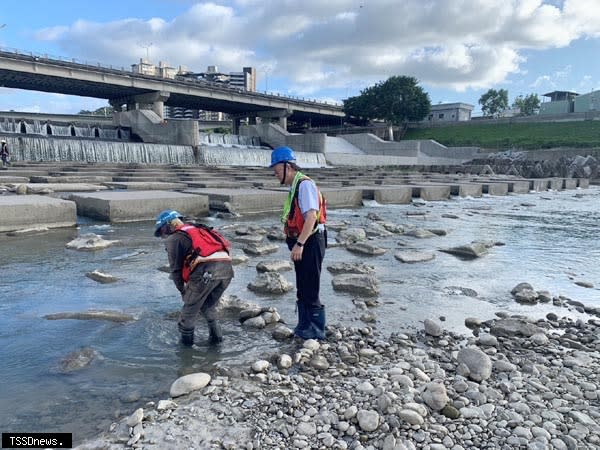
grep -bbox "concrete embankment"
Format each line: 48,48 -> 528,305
0,161 -> 590,233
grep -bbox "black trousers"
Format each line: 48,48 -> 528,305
286,230 -> 326,308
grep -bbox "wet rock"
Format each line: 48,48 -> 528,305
85,270 -> 119,284
336,227 -> 367,244
424,319 -> 443,337
256,260 -> 293,273
380,222 -> 404,234
445,286 -> 478,297
489,318 -> 544,337
394,251 -> 435,263
404,228 -> 437,238
272,324 -> 294,340
440,241 -> 489,259
66,233 -> 120,251
326,262 -> 375,274
364,221 -> 393,237
6,226 -> 50,236
59,347 -> 100,373
170,373 -> 211,398
345,241 -> 386,256
231,234 -> 264,245
247,272 -> 293,294
242,315 -> 266,329
44,310 -> 136,323
331,273 -> 379,297
242,242 -> 279,256
231,253 -> 250,265
251,360 -> 270,373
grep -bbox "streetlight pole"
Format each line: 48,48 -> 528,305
138,42 -> 153,61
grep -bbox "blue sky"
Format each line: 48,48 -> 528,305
1,0 -> 599,116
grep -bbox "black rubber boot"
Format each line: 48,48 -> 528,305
294,302 -> 310,339
207,320 -> 223,344
309,305 -> 326,340
179,326 -> 195,347
294,302 -> 315,340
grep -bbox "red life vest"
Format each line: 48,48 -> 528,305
176,224 -> 231,281
285,178 -> 327,238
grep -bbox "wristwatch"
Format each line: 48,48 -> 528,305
295,241 -> 304,248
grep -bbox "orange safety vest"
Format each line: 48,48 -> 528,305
285,178 -> 327,238
176,224 -> 231,282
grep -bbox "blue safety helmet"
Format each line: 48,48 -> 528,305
154,209 -> 182,237
269,146 -> 296,167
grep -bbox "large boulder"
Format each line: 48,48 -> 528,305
170,372 -> 211,397
332,274 -> 379,297
247,272 -> 293,295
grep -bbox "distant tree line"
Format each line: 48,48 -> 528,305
77,106 -> 114,116
478,89 -> 540,118
342,75 -> 541,140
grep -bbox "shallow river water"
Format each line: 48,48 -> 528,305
1,186 -> 599,445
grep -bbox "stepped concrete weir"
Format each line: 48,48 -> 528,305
0,159 -> 590,232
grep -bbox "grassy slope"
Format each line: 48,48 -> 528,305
404,120 -> 600,150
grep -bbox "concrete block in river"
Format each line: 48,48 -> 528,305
410,184 -> 451,201
548,178 -> 564,190
0,195 -> 76,232
482,182 -> 508,196
528,179 -> 549,191
373,186 -> 412,204
70,190 -> 208,222
577,178 -> 589,188
320,187 -> 364,208
182,188 -> 287,215
506,180 -> 530,193
449,183 -> 483,197
563,178 -> 578,189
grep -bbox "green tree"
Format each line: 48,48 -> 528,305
512,93 -> 540,116
478,88 -> 509,118
77,106 -> 114,116
344,76 -> 430,140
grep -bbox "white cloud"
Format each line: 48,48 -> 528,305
30,0 -> 600,98
529,65 -> 573,91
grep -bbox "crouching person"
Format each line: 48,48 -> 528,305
154,209 -> 234,346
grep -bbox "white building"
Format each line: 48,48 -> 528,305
425,103 -> 474,122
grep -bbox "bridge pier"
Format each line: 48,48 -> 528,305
110,91 -> 171,120
255,109 -> 293,131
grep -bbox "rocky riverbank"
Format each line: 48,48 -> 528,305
75,295 -> 600,450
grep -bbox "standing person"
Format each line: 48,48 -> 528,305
154,209 -> 234,347
1,139 -> 9,167
269,146 -> 327,340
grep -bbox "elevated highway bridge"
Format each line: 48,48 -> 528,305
0,48 -> 344,128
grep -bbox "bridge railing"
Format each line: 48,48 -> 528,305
0,46 -> 343,109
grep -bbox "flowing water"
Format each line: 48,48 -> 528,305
1,130 -> 326,167
1,187 -> 599,446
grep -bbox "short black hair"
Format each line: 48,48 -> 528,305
287,161 -> 301,171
